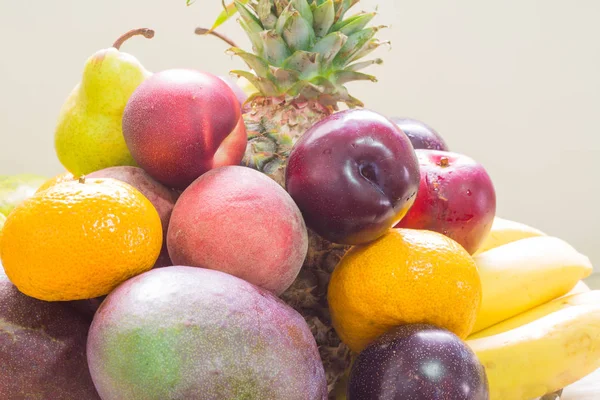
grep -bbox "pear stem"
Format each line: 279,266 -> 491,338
195,27 -> 239,48
113,28 -> 155,50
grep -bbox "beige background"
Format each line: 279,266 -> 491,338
0,1 -> 598,271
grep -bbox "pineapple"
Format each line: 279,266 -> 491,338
204,0 -> 386,394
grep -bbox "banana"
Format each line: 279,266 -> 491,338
474,216 -> 546,255
471,236 -> 593,333
467,302 -> 600,400
564,280 -> 591,297
469,290 -> 600,340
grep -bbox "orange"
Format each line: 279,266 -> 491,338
328,228 -> 482,353
36,171 -> 76,193
0,178 -> 162,301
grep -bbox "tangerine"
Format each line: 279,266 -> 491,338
0,178 -> 162,301
328,228 -> 482,352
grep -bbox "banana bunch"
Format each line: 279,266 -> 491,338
466,217 -> 597,400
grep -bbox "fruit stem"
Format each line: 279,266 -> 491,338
78,176 -> 86,184
438,157 -> 450,167
540,390 -> 563,400
112,28 -> 155,50
195,27 -> 239,48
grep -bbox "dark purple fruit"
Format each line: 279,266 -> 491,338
0,263 -> 100,399
348,324 -> 489,400
391,117 -> 449,151
285,109 -> 420,245
69,295 -> 106,321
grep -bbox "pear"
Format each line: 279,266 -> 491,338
0,173 -> 47,216
55,28 -> 154,175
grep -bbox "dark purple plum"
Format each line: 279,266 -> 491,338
391,117 -> 449,151
348,324 -> 489,400
285,109 -> 420,245
69,295 -> 106,321
0,263 -> 100,399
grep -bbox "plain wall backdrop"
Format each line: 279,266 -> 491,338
0,1 -> 598,270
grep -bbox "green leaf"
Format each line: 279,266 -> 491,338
312,31 -> 347,68
236,1 -> 263,31
270,67 -> 301,91
332,26 -> 381,67
345,58 -> 383,71
332,12 -> 375,36
334,0 -> 359,21
282,51 -> 321,79
331,70 -> 377,84
258,0 -> 278,29
239,19 -> 265,54
313,0 -> 335,37
260,30 -> 292,66
209,0 -> 249,32
291,0 -> 314,26
275,3 -> 294,34
348,38 -> 389,64
274,0 -> 289,15
282,10 -> 316,52
228,48 -> 271,77
230,70 -> 281,96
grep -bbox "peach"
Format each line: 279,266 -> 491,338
167,166 -> 308,295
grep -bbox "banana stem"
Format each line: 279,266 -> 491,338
113,28 -> 155,50
540,389 -> 563,400
195,27 -> 239,48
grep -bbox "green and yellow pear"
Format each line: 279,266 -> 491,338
0,174 -> 47,216
55,28 -> 154,175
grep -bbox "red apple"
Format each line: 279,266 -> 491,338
395,150 -> 496,254
122,69 -> 247,189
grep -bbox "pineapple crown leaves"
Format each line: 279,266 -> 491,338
207,0 -> 387,107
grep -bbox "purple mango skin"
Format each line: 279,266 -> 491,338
69,296 -> 106,322
0,264 -> 100,400
391,117 -> 449,151
348,324 -> 489,400
286,109 -> 420,245
87,266 -> 328,400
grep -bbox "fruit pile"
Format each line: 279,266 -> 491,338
0,1 -> 598,400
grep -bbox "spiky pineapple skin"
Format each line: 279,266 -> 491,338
229,1 -> 386,396
242,96 -> 333,184
281,228 -> 352,395
242,98 -> 352,395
